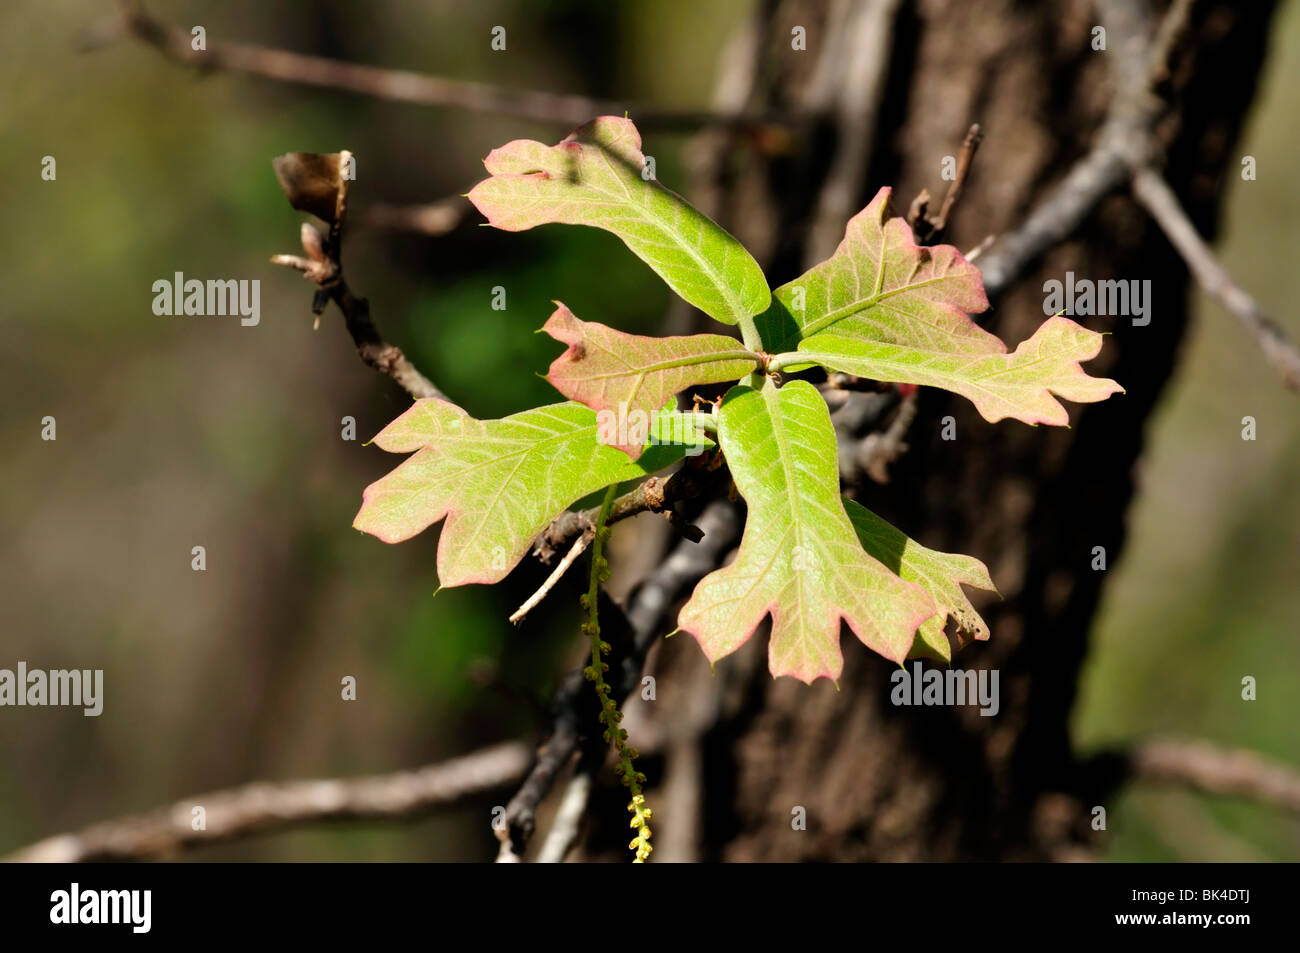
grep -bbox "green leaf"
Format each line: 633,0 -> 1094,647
543,302 -> 758,456
677,381 -> 936,683
466,116 -> 770,326
353,399 -> 709,587
761,187 -> 1121,424
793,317 -> 1122,426
844,500 -> 998,664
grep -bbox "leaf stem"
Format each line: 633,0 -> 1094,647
767,350 -> 817,373
737,313 -> 763,353
582,483 -> 653,863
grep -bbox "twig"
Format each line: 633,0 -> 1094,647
3,742 -> 531,862
1124,737 -> 1300,815
509,533 -> 591,625
920,123 -> 984,240
111,1 -> 791,133
270,151 -> 447,401
1132,167 -> 1300,391
532,467 -> 709,564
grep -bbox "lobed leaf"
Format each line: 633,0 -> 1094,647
676,381 -> 936,683
761,187 -> 1121,424
467,116 -> 770,326
845,501 -> 998,664
796,317 -> 1123,426
543,302 -> 759,456
353,399 -> 709,587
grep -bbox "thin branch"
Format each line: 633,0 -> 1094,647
532,466 -> 711,564
1132,167 -> 1300,391
509,533 -> 591,625
1124,738 -> 1300,815
921,123 -> 984,240
112,0 -> 791,132
271,152 -> 447,402
3,742 -> 531,863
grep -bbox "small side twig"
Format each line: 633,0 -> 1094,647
270,150 -> 447,402
509,533 -> 592,625
917,123 -> 983,241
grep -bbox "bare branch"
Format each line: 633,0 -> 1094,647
1132,168 -> 1300,391
1124,738 -> 1300,815
919,124 -> 984,241
270,151 -> 447,402
112,1 -> 791,132
4,742 -> 531,863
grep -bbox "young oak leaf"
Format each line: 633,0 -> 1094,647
844,500 -> 998,664
676,381 -> 937,683
543,302 -> 759,457
353,398 -> 709,587
760,186 -> 1121,424
466,116 -> 770,327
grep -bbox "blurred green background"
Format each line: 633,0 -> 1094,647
0,0 -> 1296,861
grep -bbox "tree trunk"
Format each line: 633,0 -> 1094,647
602,0 -> 1281,863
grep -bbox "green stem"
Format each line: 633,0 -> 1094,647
737,313 -> 763,352
766,351 -> 807,373
582,483 -> 653,863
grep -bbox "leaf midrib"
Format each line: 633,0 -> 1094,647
585,149 -> 757,324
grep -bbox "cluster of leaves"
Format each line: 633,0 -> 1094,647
354,116 -> 1121,684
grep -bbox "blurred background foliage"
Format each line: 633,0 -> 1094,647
0,0 -> 1296,861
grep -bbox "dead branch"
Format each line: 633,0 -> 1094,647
4,742 -> 531,862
